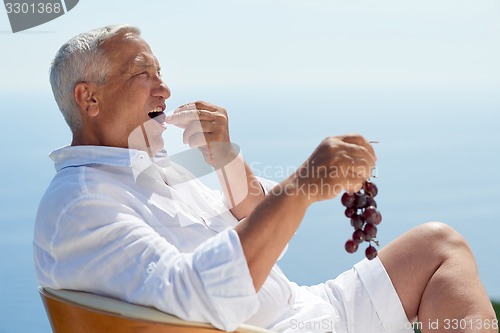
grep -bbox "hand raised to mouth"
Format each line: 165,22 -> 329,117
166,101 -> 238,168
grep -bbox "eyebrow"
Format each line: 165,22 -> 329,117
129,53 -> 160,73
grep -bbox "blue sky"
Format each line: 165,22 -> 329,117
1,0 -> 499,96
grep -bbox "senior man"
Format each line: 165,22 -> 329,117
34,24 -> 496,333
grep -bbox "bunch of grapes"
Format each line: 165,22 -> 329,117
341,180 -> 381,260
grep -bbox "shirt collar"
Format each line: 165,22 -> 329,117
49,146 -> 167,175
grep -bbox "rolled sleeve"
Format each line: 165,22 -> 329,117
144,229 -> 259,331
193,229 -> 260,330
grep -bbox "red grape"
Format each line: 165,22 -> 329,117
344,207 -> 357,218
355,193 -> 367,208
352,229 -> 366,244
365,196 -> 377,208
364,223 -> 377,240
365,245 -> 378,260
345,240 -> 359,253
363,206 -> 382,225
341,192 -> 356,208
363,181 -> 378,197
350,214 -> 364,229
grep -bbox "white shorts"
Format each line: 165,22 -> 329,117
278,257 -> 414,333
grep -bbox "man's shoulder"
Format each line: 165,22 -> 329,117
37,166 -> 93,217
34,164 -> 134,242
40,162 -> 132,207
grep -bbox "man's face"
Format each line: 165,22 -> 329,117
93,32 -> 170,154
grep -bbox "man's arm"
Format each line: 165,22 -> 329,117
166,103 -> 377,290
235,176 -> 309,289
214,155 -> 265,220
236,135 -> 376,290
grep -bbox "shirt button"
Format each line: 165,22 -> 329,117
146,262 -> 156,274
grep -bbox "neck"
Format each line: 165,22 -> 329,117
71,128 -> 99,147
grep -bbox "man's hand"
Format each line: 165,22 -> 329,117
166,101 -> 237,168
166,101 -> 264,219
290,134 -> 377,204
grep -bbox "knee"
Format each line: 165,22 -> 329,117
418,222 -> 472,259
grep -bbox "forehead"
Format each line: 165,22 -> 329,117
102,32 -> 158,72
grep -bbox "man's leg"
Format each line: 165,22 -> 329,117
379,222 -> 497,333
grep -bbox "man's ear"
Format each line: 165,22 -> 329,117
74,82 -> 100,117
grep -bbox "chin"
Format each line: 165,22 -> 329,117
148,137 -> 165,156
128,120 -> 165,156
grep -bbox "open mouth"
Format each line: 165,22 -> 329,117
148,107 -> 165,119
148,107 -> 167,127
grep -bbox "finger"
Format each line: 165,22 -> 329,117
187,132 -> 208,148
331,153 -> 373,182
174,100 -> 219,113
342,143 -> 376,169
353,157 -> 374,180
328,138 -> 375,170
183,120 -> 216,144
344,144 -> 375,170
343,177 -> 365,193
194,100 -> 219,112
166,109 -> 216,126
339,134 -> 377,162
174,102 -> 196,113
183,121 -> 203,145
340,159 -> 372,192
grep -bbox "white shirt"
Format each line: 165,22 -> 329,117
34,145 -> 338,332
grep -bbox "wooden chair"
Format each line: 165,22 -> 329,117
39,287 -> 273,333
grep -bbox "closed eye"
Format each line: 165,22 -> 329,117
135,69 -> 161,77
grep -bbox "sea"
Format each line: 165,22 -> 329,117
1,86 -> 499,332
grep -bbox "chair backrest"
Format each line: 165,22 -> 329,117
39,287 -> 274,333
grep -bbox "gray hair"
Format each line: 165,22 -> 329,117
50,24 -> 141,131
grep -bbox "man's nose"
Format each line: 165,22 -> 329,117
152,80 -> 171,100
